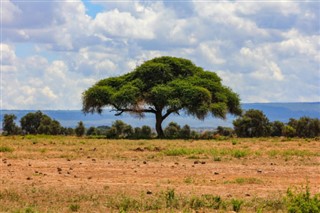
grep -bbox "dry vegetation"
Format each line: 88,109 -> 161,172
0,136 -> 319,212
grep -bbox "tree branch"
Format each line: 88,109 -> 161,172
162,107 -> 181,120
111,104 -> 156,116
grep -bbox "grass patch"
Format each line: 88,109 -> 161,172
0,146 -> 14,152
224,177 -> 263,185
163,148 -> 205,156
285,186 -> 320,212
231,149 -> 249,158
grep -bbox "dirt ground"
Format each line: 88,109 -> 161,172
0,136 -> 319,212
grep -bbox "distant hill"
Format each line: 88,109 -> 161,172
1,102 -> 319,128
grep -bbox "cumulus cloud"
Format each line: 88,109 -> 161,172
1,0 -> 319,109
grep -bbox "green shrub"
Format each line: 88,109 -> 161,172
69,204 -> 80,212
231,198 -> 243,212
0,146 -> 14,152
286,186 -> 320,213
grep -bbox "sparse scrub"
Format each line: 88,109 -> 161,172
0,146 -> 14,152
69,204 -> 80,212
231,198 -> 244,212
286,186 -> 320,213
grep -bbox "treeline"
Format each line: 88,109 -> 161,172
2,110 -> 320,138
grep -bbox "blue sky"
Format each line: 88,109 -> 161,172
1,0 -> 320,110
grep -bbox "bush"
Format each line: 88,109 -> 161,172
164,122 -> 181,139
75,121 -> 85,137
286,186 -> 320,213
233,109 -> 271,137
231,198 -> 244,212
2,114 -> 20,135
215,126 -> 234,137
106,120 -> 133,139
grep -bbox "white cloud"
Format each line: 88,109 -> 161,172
1,1 -> 319,109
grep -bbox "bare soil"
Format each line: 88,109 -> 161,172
0,136 -> 319,212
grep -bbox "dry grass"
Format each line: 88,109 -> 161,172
0,136 -> 319,212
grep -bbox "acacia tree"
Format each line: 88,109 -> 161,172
82,56 -> 242,138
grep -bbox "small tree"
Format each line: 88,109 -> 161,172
270,121 -> 285,137
215,126 -> 234,137
233,109 -> 271,137
140,125 -> 152,139
295,117 -> 320,138
106,120 -> 133,138
2,114 -> 20,135
282,125 -> 296,138
86,126 -> 98,136
164,122 -> 181,139
180,124 -> 191,139
20,111 -> 44,134
75,121 -> 85,137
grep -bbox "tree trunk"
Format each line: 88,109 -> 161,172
155,112 -> 164,138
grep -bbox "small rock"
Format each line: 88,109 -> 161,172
57,167 -> 62,172
69,167 -> 73,170
28,163 -> 32,166
201,161 -> 206,164
26,177 -> 32,180
143,161 -> 147,164
92,158 -> 96,162
174,162 -> 179,165
194,160 -> 200,164
214,172 -> 219,175
257,169 -> 263,173
87,156 -> 91,159
146,190 -> 152,195
7,164 -> 11,167
67,158 -> 71,161
74,175 -> 78,178
245,193 -> 251,197
35,171 -> 39,173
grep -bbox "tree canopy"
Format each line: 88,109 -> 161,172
82,56 -> 242,138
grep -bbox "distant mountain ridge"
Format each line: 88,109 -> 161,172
1,102 -> 319,128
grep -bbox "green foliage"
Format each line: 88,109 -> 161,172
75,121 -> 85,137
86,126 -> 100,136
180,124 -> 191,139
283,125 -> 296,138
106,120 -> 134,139
83,56 -> 242,138
132,125 -> 152,139
189,195 -> 222,210
270,121 -> 285,137
164,122 -> 181,139
20,111 -> 63,135
69,204 -> 80,212
231,198 -> 244,212
2,114 -> 20,135
215,126 -> 235,137
233,109 -> 271,137
286,186 -> 320,213
0,146 -> 14,152
165,189 -> 176,208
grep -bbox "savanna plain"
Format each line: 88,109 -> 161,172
0,136 -> 319,212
